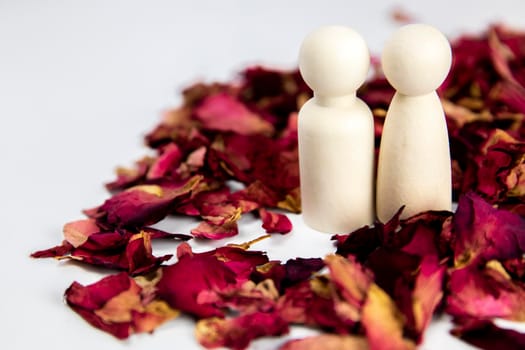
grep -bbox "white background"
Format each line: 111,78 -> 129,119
2,0 -> 525,349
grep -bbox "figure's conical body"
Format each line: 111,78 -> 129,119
376,24 -> 453,222
298,26 -> 375,233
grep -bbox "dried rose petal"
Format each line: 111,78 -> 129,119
125,232 -> 172,275
361,283 -> 416,350
200,203 -> 242,226
63,219 -> 100,247
409,257 -> 446,341
141,226 -> 192,241
86,175 -> 202,229
503,257 -> 525,280
156,239 -> 268,318
176,145 -> 208,179
451,317 -> 525,350
174,181 -> 226,216
106,156 -> 153,192
229,180 -> 282,209
181,187 -> 248,240
66,274 -> 132,339
279,334 -> 368,350
176,241 -> 269,284
446,261 -> 525,320
259,208 -> 292,234
30,240 -> 73,258
453,191 -> 525,267
440,26 -> 525,202
333,209 -> 450,344
366,249 -> 420,312
253,257 -> 324,293
65,272 -> 178,339
239,67 -> 311,125
323,255 -> 415,349
194,93 -> 275,136
191,220 -> 239,239
146,143 -> 183,180
196,311 -> 289,350
277,278 -> 349,333
463,130 -> 525,203
33,224 -> 184,274
281,257 -> 324,287
333,206 -> 404,262
156,253 -> 237,318
144,105 -> 200,148
197,279 -> 279,315
70,231 -> 172,275
324,254 -> 372,322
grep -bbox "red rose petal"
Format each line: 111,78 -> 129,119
259,208 -> 292,234
36,227 -> 179,274
454,192 -> 525,267
410,257 -> 446,340
447,261 -> 525,320
65,272 -> 178,339
279,334 -> 368,350
195,93 -> 275,136
156,253 -> 238,318
277,278 -> 349,333
196,279 -> 279,315
196,311 -> 289,350
324,254 -> 372,320
141,226 -> 192,241
191,221 -> 239,239
86,175 -> 202,229
63,219 -> 101,247
361,283 -> 416,350
105,157 -> 152,192
71,231 -> 171,275
451,318 -> 525,350
146,143 -> 183,180
30,240 -> 73,258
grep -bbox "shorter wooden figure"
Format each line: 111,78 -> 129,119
298,26 -> 375,233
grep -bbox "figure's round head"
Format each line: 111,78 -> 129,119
299,26 -> 370,96
382,24 -> 452,95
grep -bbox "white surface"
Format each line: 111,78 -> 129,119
2,1 -> 524,349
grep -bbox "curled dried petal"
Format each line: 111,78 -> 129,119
196,312 -> 289,350
65,273 -> 178,339
259,208 -> 293,234
279,334 -> 369,350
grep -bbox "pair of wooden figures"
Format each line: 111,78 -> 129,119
298,24 -> 452,233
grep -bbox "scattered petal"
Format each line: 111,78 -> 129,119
451,318 -> 525,350
63,219 -> 100,247
65,272 -> 178,339
453,192 -> 525,267
196,311 -> 289,350
279,334 -> 368,350
156,254 -> 237,318
194,93 -> 275,136
447,262 -> 525,320
259,208 -> 293,234
361,284 -> 416,350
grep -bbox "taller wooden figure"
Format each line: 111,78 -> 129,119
298,26 -> 375,233
377,24 -> 453,222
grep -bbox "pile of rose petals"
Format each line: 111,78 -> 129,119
32,25 -> 525,349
